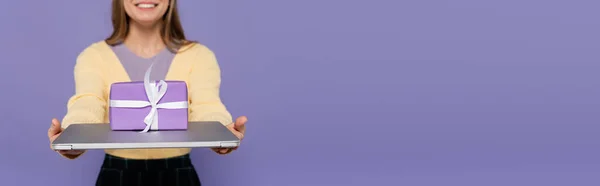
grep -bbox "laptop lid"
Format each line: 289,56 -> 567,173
52,121 -> 239,150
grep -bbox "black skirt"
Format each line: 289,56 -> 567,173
95,154 -> 201,186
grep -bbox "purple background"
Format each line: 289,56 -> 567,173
1,0 -> 599,185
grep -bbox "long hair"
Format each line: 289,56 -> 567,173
105,0 -> 194,53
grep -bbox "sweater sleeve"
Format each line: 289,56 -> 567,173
61,46 -> 108,129
188,45 -> 233,126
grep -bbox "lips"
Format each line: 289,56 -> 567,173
134,1 -> 159,8
137,3 -> 157,8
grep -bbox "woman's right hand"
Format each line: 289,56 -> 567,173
48,118 -> 85,158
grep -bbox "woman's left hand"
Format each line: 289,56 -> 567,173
212,116 -> 247,155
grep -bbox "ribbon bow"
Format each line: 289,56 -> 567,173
110,63 -> 188,133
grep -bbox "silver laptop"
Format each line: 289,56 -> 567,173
51,121 -> 239,150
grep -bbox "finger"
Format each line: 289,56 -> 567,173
212,148 -> 224,152
59,150 -> 84,155
232,130 -> 244,140
212,148 -> 226,154
234,116 -> 247,132
49,134 -> 59,143
48,118 -> 62,138
219,148 -> 234,154
225,123 -> 244,139
226,123 -> 235,130
212,148 -> 233,154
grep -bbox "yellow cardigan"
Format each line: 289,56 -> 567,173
61,41 -> 233,159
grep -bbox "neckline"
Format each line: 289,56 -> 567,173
99,40 -> 196,82
102,41 -> 175,82
120,43 -> 168,60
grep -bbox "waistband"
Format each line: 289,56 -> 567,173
101,153 -> 193,170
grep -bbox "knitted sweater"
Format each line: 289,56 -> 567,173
61,41 -> 233,159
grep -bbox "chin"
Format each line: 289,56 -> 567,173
133,17 -> 162,25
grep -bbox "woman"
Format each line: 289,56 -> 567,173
46,0 -> 247,185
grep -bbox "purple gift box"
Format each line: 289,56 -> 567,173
109,80 -> 189,131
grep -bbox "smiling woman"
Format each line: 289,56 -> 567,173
46,0 -> 248,185
106,0 -> 190,54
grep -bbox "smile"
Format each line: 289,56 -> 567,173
135,3 -> 158,8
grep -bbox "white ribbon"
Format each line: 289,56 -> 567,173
109,63 -> 188,133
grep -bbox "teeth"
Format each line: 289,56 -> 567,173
137,4 -> 156,8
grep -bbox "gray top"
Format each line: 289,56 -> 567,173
110,44 -> 176,81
